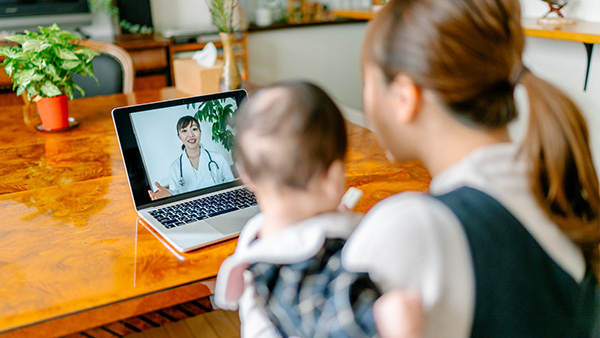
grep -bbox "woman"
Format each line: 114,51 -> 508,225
342,0 -> 599,337
148,115 -> 234,200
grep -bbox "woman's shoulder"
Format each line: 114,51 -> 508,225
342,190 -> 474,302
168,153 -> 182,170
343,191 -> 466,269
364,191 -> 456,228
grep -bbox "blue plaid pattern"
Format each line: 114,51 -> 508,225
250,239 -> 380,338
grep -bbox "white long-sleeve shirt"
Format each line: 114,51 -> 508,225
342,142 -> 586,338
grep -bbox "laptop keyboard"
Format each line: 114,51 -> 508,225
148,188 -> 258,229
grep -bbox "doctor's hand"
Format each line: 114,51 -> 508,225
148,182 -> 172,201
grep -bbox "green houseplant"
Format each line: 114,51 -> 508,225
187,99 -> 235,152
0,24 -> 99,130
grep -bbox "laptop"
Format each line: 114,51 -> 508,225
112,89 -> 259,252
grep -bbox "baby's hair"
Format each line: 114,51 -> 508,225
177,115 -> 200,150
235,81 -> 347,189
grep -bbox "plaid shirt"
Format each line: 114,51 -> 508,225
250,238 -> 381,338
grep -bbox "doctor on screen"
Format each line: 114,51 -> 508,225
148,115 -> 234,200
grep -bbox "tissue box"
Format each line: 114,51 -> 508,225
173,59 -> 223,95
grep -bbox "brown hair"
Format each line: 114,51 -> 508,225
363,0 -> 599,278
234,81 -> 347,189
176,115 -> 200,134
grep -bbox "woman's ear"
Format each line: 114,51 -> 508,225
389,74 -> 421,124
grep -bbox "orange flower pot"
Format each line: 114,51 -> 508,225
36,95 -> 69,130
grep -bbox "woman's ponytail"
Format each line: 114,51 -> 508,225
364,0 -> 600,281
519,70 -> 600,280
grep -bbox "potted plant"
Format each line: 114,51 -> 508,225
190,99 -> 235,151
0,24 -> 99,130
206,0 -> 247,91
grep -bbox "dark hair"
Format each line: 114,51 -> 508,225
176,115 -> 200,150
363,0 -> 599,279
235,81 -> 347,189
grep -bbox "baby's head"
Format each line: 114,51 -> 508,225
235,81 -> 347,201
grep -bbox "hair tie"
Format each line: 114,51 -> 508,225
510,64 -> 529,86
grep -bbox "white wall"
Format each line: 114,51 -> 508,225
150,0 -> 213,33
247,23 -> 367,109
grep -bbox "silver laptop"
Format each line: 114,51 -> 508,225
112,90 -> 258,252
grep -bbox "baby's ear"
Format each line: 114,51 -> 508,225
323,160 -> 346,197
327,160 -> 345,179
239,170 -> 257,192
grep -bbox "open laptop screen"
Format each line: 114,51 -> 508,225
112,90 -> 248,210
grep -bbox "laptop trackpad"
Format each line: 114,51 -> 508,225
206,206 -> 260,235
169,222 -> 224,248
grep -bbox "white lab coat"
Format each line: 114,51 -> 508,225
167,145 -> 234,195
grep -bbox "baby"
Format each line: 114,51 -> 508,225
214,81 -> 422,338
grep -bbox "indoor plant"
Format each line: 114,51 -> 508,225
206,0 -> 244,91
0,24 -> 99,130
192,99 -> 236,151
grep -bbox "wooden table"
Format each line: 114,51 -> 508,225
0,88 -> 431,337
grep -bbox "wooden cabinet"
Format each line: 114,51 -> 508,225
112,34 -> 172,90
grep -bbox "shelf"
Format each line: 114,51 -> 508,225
248,18 -> 362,32
522,17 -> 600,44
332,10 -> 600,44
333,8 -> 375,20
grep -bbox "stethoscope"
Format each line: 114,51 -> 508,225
179,148 -> 219,186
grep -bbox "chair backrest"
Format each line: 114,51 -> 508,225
73,39 -> 135,98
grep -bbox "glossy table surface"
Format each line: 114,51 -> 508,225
0,87 -> 431,337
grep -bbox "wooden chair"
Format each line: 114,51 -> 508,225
73,39 -> 135,97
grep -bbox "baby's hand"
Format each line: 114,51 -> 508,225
374,290 -> 423,338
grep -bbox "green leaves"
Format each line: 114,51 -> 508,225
4,34 -> 27,46
194,98 -> 236,151
0,24 -> 99,101
61,60 -> 82,70
57,48 -> 79,60
22,40 -> 52,53
0,46 -> 27,60
205,0 -> 237,33
40,81 -> 62,97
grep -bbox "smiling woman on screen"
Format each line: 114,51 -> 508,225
148,115 -> 234,200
